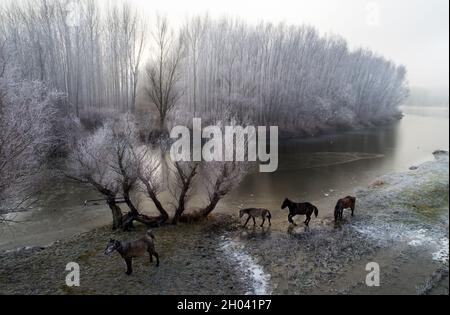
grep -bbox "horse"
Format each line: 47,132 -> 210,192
239,208 -> 272,227
104,230 -> 159,275
281,198 -> 319,226
334,196 -> 356,222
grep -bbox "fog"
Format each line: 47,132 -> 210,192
130,0 -> 449,91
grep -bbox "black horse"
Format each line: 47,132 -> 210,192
281,198 -> 319,226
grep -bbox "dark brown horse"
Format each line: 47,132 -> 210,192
105,230 -> 159,275
281,198 -> 319,226
334,196 -> 356,222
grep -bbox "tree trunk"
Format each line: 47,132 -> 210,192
124,193 -> 140,217
122,182 -> 140,217
159,114 -> 165,131
199,193 -> 221,217
172,192 -> 186,225
177,194 -> 222,223
107,200 -> 123,230
147,190 -> 169,222
122,212 -> 164,230
172,163 -> 198,225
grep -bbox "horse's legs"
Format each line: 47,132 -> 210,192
154,252 -> 160,267
305,215 -> 310,226
288,214 -> 297,226
351,206 -> 354,217
243,215 -> 251,227
148,250 -> 153,263
252,217 -> 256,226
268,215 -> 271,226
125,258 -> 133,275
260,216 -> 265,227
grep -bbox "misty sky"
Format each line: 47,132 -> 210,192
130,0 -> 449,90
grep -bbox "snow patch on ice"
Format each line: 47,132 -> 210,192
219,238 -> 271,295
432,238 -> 449,263
353,223 -> 449,263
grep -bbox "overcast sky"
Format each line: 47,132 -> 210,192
129,0 -> 449,90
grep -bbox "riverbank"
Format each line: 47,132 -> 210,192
243,151 -> 448,294
0,152 -> 448,294
0,215 -> 248,295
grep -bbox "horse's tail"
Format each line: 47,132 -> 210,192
351,196 -> 356,209
314,206 -> 319,218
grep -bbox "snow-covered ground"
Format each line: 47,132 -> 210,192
354,151 -> 449,265
219,237 -> 271,295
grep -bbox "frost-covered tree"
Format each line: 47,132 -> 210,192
172,118 -> 251,223
65,122 -> 124,229
178,18 -> 409,134
0,71 -> 61,223
65,115 -> 168,229
0,0 -> 147,117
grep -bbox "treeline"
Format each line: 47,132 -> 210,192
179,17 -> 408,134
0,0 -> 408,136
0,0 -> 145,117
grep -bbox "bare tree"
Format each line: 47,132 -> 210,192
183,16 -> 205,116
107,115 -> 168,228
145,16 -> 184,130
198,161 -> 248,218
137,150 -> 170,223
66,115 -> 168,229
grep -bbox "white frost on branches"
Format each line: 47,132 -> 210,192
0,72 -> 61,222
